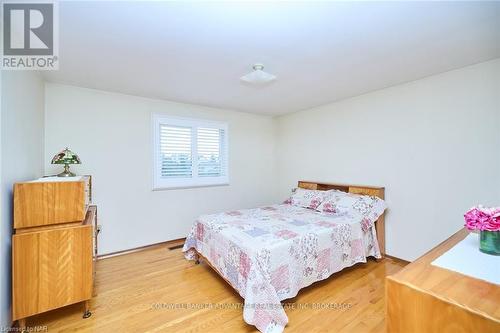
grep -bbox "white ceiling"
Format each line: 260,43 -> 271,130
43,1 -> 500,115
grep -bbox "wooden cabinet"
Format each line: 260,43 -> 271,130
386,229 -> 500,333
12,176 -> 97,328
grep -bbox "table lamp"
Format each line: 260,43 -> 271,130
51,147 -> 81,177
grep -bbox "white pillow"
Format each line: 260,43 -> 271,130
316,190 -> 387,222
287,188 -> 325,210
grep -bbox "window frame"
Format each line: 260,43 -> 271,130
152,113 -> 229,190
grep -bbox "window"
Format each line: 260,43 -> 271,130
153,114 -> 228,189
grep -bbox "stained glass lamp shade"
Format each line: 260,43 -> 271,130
51,147 -> 81,177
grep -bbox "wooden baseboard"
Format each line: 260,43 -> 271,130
98,238 -> 186,260
385,254 -> 410,265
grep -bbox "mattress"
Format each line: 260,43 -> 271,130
183,204 -> 381,333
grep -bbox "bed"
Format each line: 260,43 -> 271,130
182,181 -> 386,333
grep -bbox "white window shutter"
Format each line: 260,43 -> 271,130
153,115 -> 229,189
159,125 -> 193,178
197,127 -> 225,177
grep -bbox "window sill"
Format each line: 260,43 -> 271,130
152,183 -> 230,191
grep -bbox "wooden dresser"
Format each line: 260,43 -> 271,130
12,176 -> 97,329
386,228 -> 500,333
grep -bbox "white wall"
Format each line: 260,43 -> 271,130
42,59 -> 500,261
276,59 -> 500,261
0,72 -> 45,328
44,84 -> 278,255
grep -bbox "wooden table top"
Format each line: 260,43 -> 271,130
388,228 -> 500,322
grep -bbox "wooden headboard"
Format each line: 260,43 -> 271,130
298,181 -> 386,256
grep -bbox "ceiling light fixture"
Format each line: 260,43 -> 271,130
240,63 -> 276,85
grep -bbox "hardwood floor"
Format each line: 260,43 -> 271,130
25,244 -> 406,332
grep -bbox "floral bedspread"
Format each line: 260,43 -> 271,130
182,204 -> 381,333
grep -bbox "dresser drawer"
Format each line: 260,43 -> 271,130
13,176 -> 91,229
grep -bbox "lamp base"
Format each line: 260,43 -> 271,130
57,170 -> 76,177
57,164 -> 76,177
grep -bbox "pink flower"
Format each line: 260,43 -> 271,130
309,198 -> 320,209
464,206 -> 500,231
239,252 -> 251,279
275,229 -> 298,239
322,202 -> 336,213
196,223 -> 205,241
484,210 -> 500,231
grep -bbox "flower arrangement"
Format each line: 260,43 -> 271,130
464,206 -> 500,231
464,205 -> 500,255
